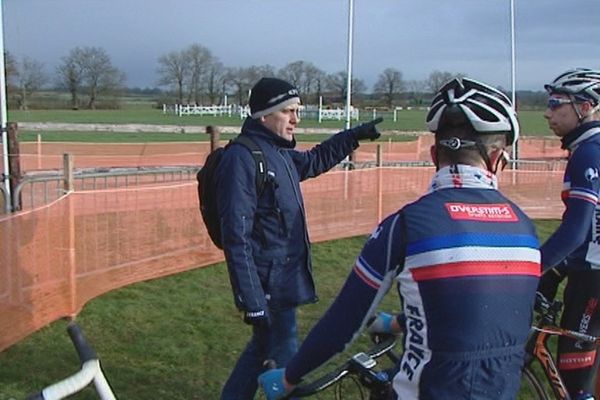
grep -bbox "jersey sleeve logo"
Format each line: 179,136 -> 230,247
445,203 -> 518,222
584,167 -> 599,182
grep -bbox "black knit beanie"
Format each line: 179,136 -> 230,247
249,77 -> 300,119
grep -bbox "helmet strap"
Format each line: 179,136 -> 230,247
569,94 -> 599,123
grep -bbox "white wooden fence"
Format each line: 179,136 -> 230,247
162,104 -> 233,117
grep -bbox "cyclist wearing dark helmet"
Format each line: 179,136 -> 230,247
259,77 -> 541,400
537,68 -> 600,400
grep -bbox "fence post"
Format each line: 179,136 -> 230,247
37,133 -> 42,169
318,96 -> 323,123
63,153 -> 74,192
7,122 -> 21,211
207,125 -> 221,152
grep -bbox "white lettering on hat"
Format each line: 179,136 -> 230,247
267,89 -> 299,104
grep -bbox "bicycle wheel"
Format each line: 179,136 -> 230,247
517,366 -> 550,400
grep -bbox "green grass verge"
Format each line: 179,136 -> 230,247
0,220 -> 561,399
9,108 -> 554,138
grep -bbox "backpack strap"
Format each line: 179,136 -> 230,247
231,135 -> 268,196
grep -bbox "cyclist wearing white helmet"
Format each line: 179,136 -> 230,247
537,68 -> 600,400
259,77 -> 540,400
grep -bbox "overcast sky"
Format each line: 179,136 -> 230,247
3,0 -> 600,92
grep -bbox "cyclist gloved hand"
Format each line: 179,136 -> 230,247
351,117 -> 383,141
537,266 -> 566,302
573,390 -> 595,400
243,309 -> 271,329
367,311 -> 400,334
258,368 -> 290,400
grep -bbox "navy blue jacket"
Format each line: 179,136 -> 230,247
215,117 -> 359,314
541,121 -> 600,272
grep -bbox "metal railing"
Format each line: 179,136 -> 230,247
4,154 -> 567,214
12,165 -> 200,212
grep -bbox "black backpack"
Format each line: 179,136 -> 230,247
197,135 -> 267,249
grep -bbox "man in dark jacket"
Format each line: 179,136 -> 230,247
217,77 -> 382,399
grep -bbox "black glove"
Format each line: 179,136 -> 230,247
537,267 -> 566,302
351,117 -> 383,141
243,309 -> 271,329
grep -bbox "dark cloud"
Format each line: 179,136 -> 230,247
3,0 -> 599,91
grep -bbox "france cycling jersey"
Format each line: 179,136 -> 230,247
541,121 -> 600,271
285,165 -> 541,399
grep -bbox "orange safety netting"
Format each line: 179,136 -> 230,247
0,166 -> 564,351
0,136 -> 566,172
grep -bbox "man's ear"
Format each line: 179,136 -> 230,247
578,101 -> 594,117
430,145 -> 437,164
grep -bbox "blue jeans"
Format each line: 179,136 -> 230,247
220,308 -> 298,400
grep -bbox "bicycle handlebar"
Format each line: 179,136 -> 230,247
26,322 -> 116,400
67,322 -> 97,364
530,292 -> 600,345
284,333 -> 397,398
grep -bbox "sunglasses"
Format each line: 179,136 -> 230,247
547,97 -> 573,110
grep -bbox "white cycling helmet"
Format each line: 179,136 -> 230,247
426,77 -> 519,146
544,68 -> 600,105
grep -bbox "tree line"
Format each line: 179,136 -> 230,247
4,43 -> 547,111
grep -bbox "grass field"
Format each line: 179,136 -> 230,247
8,107 -> 554,140
0,220 -> 561,399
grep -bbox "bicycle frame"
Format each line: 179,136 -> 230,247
527,325 -> 570,399
526,295 -> 600,400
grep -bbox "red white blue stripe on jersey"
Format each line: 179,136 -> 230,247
405,233 -> 540,280
568,188 -> 599,205
353,257 -> 383,289
410,260 -> 540,281
407,232 -> 539,255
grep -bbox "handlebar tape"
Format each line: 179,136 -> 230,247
67,322 -> 97,364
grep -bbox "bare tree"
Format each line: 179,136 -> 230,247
157,44 -> 223,105
426,70 -> 464,93
206,60 -> 226,105
304,64 -> 326,104
57,46 -> 124,109
4,51 -> 19,101
227,65 -> 276,105
405,79 -> 428,106
324,71 -> 366,102
15,57 -> 47,110
78,47 -> 125,109
278,60 -> 304,88
224,67 -> 247,105
56,50 -> 84,109
373,68 -> 404,108
157,50 -> 188,104
184,44 -> 213,104
278,61 -> 325,104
